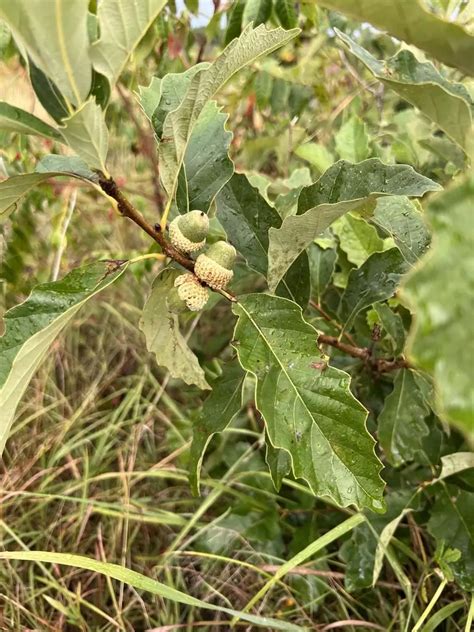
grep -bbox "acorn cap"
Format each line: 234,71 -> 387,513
169,212 -> 208,254
179,210 -> 209,242
205,241 -> 236,270
174,273 -> 209,311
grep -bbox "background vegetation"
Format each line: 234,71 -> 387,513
0,0 -> 473,630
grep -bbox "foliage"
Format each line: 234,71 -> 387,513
0,0 -> 473,629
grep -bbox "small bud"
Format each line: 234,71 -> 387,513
174,273 -> 209,311
194,241 -> 236,290
169,210 -> 209,254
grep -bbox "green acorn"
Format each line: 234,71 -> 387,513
194,241 -> 236,290
168,210 -> 209,253
174,273 -> 209,311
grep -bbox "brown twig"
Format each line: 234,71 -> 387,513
318,333 -> 411,373
98,175 -> 237,302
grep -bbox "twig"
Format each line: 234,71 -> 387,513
98,175 -> 237,302
318,333 -> 411,373
310,300 -> 357,345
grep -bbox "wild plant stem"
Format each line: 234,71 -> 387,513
412,578 -> 448,632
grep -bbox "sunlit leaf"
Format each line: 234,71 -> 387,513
90,0 -> 168,87
0,0 -> 91,105
335,115 -> 370,163
333,213 -> 384,267
60,98 -> 109,172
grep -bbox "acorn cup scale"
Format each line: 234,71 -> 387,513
168,210 -> 209,254
173,273 -> 209,311
194,241 -> 236,290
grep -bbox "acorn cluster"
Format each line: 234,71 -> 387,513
168,210 -> 236,312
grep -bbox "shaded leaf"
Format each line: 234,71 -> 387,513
371,196 -> 430,265
0,0 -> 91,105
138,76 -> 162,120
189,361 -> 245,495
28,59 -> 70,123
318,0 -> 474,75
308,243 -> 337,303
378,369 -> 431,466
337,31 -> 473,154
267,159 -> 440,291
265,438 -> 292,491
139,268 -> 210,390
373,303 -> 405,355
335,115 -> 370,163
60,98 -> 109,172
36,155 -> 98,181
402,177 -> 474,433
232,293 -> 385,510
0,102 -> 60,139
428,487 -> 474,590
216,173 -> 310,304
274,0 -> 297,29
159,23 -> 299,199
243,0 -> 273,26
224,0 -> 246,45
339,249 -> 409,331
176,101 -> 234,214
90,0 -> 168,87
0,261 -> 128,455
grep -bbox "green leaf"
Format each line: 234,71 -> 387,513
0,161 -> 96,221
276,252 -> 311,309
138,76 -> 162,120
0,102 -> 60,140
267,159 -> 440,291
90,0 -> 168,87
36,155 -> 98,181
336,31 -> 473,154
0,551 -> 304,631
176,101 -> 234,214
139,268 -> 210,391
428,487 -> 474,590
60,98 -> 109,173
159,23 -> 299,199
0,261 -> 128,455
150,65 -> 207,139
265,438 -> 292,491
243,0 -> 273,27
371,197 -> 430,265
430,452 -> 474,484
294,142 -> 334,173
333,213 -> 384,267
335,116 -> 370,163
0,0 -> 91,105
274,0 -> 297,29
232,294 -> 385,510
340,490 -> 413,591
28,59 -> 70,123
339,249 -> 409,331
373,303 -> 405,355
378,369 -> 431,466
308,243 -> 337,303
216,173 -> 310,305
317,0 -> 474,75
224,0 -> 246,45
402,177 -> 474,433
189,361 -> 245,495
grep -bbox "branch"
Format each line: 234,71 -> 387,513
98,175 -> 237,302
318,333 -> 411,374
